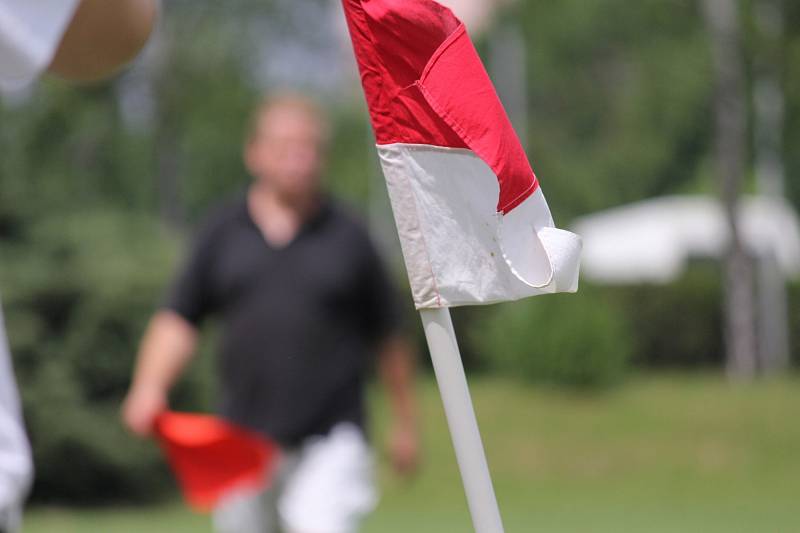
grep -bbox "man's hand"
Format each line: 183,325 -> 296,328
378,335 -> 421,477
121,384 -> 166,437
387,422 -> 420,476
120,311 -> 198,437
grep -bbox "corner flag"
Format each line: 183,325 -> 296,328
342,0 -> 581,309
342,2 -> 581,531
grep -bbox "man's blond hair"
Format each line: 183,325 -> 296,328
247,92 -> 331,145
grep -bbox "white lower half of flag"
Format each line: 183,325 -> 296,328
378,143 -> 582,309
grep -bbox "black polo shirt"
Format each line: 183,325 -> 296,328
165,193 -> 401,447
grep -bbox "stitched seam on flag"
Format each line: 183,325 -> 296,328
414,24 -> 540,216
414,28 -> 477,158
395,146 -> 443,308
419,23 -> 466,83
377,143 -> 475,154
379,145 -> 540,216
416,85 -> 477,159
500,181 -> 539,215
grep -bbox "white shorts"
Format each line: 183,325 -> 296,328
213,422 -> 378,533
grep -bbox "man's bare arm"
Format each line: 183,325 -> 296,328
121,310 -> 198,436
378,335 -> 420,475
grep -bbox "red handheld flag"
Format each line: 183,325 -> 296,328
154,411 -> 279,511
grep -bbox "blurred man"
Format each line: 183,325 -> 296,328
0,1 -> 157,529
122,94 -> 420,533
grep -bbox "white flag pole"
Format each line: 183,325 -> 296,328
420,307 -> 505,533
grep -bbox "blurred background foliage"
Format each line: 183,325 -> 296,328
0,0 -> 798,503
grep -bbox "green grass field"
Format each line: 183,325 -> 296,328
23,375 -> 800,532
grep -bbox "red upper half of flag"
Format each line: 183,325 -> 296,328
342,0 -> 538,214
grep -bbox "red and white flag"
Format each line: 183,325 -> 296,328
343,0 -> 581,309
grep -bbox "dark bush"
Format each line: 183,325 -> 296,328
469,285 -> 633,388
0,211 -> 209,504
615,263 -> 724,368
789,282 -> 800,368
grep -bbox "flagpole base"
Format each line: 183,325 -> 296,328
420,307 -> 505,533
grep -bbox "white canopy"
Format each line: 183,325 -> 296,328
572,195 -> 800,284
